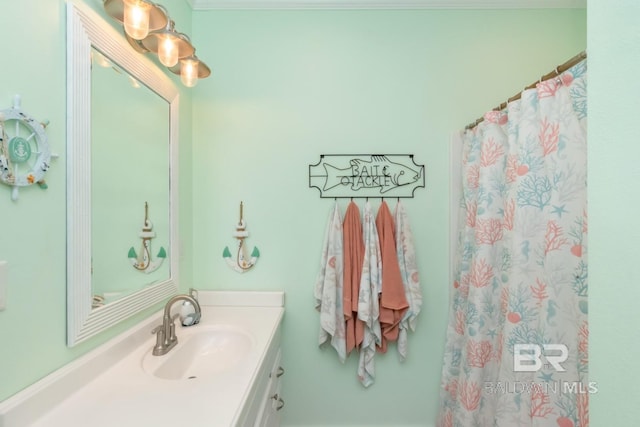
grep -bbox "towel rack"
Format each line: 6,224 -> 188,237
308,154 -> 425,199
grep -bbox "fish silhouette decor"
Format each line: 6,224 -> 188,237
309,154 -> 425,198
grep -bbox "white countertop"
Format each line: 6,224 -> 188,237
0,291 -> 284,427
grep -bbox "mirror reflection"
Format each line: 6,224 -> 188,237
90,48 -> 170,307
67,1 -> 179,347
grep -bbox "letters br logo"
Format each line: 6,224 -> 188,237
513,344 -> 569,372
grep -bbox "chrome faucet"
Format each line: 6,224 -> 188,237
151,293 -> 202,356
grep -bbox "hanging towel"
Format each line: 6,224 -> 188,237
314,201 -> 347,362
375,200 -> 409,354
394,200 -> 423,362
357,201 -> 382,387
343,200 -> 365,356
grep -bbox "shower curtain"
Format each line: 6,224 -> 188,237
438,60 -> 588,427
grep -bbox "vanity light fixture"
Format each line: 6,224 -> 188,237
179,57 -> 198,87
103,0 -> 168,40
168,52 -> 211,88
123,0 -> 152,39
140,20 -> 194,67
103,0 -> 210,87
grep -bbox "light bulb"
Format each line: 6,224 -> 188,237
92,50 -> 112,68
128,75 -> 141,88
157,34 -> 178,67
123,0 -> 152,40
180,58 -> 199,87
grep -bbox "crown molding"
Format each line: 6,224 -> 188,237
187,0 -> 586,10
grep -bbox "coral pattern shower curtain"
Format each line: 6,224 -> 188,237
438,60 -> 588,427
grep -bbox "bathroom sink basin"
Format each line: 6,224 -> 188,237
142,326 -> 253,380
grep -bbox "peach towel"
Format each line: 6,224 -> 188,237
375,201 -> 409,353
343,201 -> 364,355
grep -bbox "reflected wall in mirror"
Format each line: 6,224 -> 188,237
67,0 -> 179,346
91,48 -> 170,307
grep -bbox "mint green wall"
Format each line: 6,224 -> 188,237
191,9 -> 585,425
588,0 -> 640,425
0,2 -> 601,425
0,0 -> 193,401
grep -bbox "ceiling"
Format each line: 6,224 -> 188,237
187,0 -> 586,10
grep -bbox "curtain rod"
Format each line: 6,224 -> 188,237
465,50 -> 587,130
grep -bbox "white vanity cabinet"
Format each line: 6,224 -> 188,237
238,327 -> 285,427
0,291 -> 285,427
255,349 -> 285,427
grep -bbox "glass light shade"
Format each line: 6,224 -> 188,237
123,0 -> 152,40
157,34 -> 179,67
180,58 -> 200,87
168,54 -> 211,82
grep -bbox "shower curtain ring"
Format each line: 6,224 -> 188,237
554,67 -> 564,84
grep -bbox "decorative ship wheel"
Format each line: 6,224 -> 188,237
0,95 -> 55,201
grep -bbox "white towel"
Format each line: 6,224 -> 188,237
314,201 -> 347,362
357,201 -> 382,387
394,200 -> 423,362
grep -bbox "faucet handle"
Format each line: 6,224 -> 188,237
167,313 -> 181,344
151,324 -> 168,356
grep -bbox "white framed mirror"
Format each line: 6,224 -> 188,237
67,0 -> 179,346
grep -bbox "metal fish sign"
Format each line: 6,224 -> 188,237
309,154 -> 425,198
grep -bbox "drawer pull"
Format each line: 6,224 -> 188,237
270,366 -> 285,378
271,394 -> 285,411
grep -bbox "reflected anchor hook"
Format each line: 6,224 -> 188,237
128,202 -> 167,273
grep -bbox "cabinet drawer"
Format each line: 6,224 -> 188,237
237,328 -> 281,426
254,349 -> 284,427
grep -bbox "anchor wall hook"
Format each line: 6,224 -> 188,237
128,202 -> 167,273
223,201 -> 260,273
